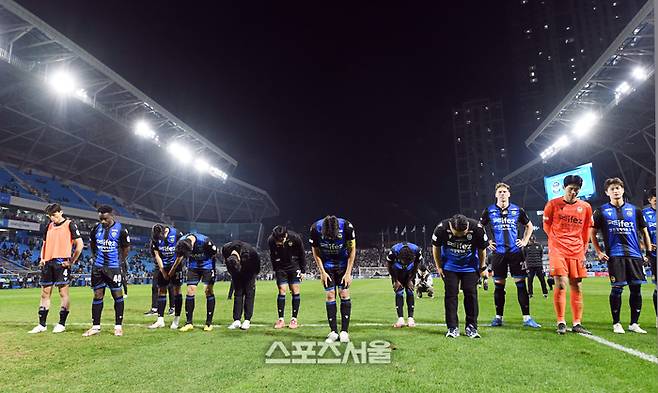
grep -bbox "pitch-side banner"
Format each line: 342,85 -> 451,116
0,219 -> 41,231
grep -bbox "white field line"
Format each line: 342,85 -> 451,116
577,332 -> 658,364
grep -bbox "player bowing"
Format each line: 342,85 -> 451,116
269,226 -> 306,329
386,242 -> 422,328
148,224 -> 183,330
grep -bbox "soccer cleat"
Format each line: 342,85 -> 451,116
114,326 -> 123,337
465,324 -> 481,339
288,318 -> 299,329
52,324 -> 66,334
82,327 -> 101,337
28,324 -> 47,334
123,294 -> 128,299
240,320 -> 251,330
227,320 -> 242,330
407,317 -> 416,328
325,331 -> 339,343
274,318 -> 286,329
339,331 -> 350,343
393,317 -> 406,328
170,318 -> 180,330
203,324 -> 213,332
556,323 -> 567,335
627,323 -> 647,334
149,319 -> 165,329
571,324 -> 591,335
445,327 -> 460,338
490,317 -> 503,327
523,318 -> 542,328
179,323 -> 194,332
144,308 -> 157,316
613,323 -> 625,334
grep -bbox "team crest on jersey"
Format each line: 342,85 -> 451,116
626,210 -> 633,217
287,241 -> 293,247
111,229 -> 119,237
577,206 -> 583,213
466,233 -> 472,240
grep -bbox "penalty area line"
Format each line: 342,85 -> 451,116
578,333 -> 658,364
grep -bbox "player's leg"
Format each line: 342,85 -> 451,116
511,253 -> 536,326
537,269 -> 549,297
288,270 -> 301,328
83,267 -> 106,336
463,271 -> 480,338
30,261 -> 54,333
392,275 -> 405,327
324,273 -> 339,342
108,269 -> 125,336
149,272 -> 168,329
443,270 -> 460,337
181,274 -> 198,331
568,275 -> 589,334
650,255 -> 657,314
274,270 -> 287,328
553,275 -> 568,334
491,254 -> 506,326
230,277 -> 245,329
404,274 -> 416,326
527,269 -> 536,298
171,283 -> 182,329
54,284 -> 70,333
145,274 -> 158,315
167,282 -> 175,315
338,286 -> 351,342
627,258 -> 647,333
203,281 -> 215,331
241,276 -> 256,330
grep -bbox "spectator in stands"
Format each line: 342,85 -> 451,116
28,203 -> 83,334
524,236 -> 548,298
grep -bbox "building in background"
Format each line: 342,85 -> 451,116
453,99 -> 509,218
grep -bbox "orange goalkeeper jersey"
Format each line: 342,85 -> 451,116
543,197 -> 592,259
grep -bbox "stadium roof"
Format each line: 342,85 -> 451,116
0,0 -> 278,223
504,1 -> 655,205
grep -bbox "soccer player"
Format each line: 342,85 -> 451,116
268,225 -> 306,329
543,175 -> 592,335
525,236 -> 548,298
590,178 -> 651,334
415,265 -> 434,298
148,224 -> 183,330
386,242 -> 422,328
222,240 -> 261,330
83,205 -> 131,337
641,188 -> 657,314
309,215 -> 356,343
169,233 -> 218,332
28,203 -> 83,334
432,214 -> 488,338
480,183 -> 540,328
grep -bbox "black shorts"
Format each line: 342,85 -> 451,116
91,266 -> 123,291
155,265 -> 183,287
649,255 -> 656,284
491,252 -> 526,280
41,260 -> 70,286
275,269 -> 302,286
390,269 -> 415,289
323,267 -> 349,291
186,268 -> 215,285
608,257 -> 646,286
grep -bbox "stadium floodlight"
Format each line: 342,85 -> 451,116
209,166 -> 229,181
194,158 -> 210,173
571,111 -> 599,138
540,135 -> 570,160
47,70 -> 77,95
134,120 -> 156,139
631,66 -> 648,81
166,141 -> 192,165
614,81 -> 631,96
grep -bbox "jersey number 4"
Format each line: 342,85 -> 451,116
112,274 -> 122,284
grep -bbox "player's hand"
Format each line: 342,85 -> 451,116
299,273 -> 305,282
320,271 -> 330,286
596,251 -> 609,261
38,259 -> 45,268
160,268 -> 168,280
515,239 -> 528,248
487,241 -> 497,251
341,273 -> 352,287
61,260 -> 71,268
480,269 -> 488,279
437,267 -> 445,278
651,243 -> 656,252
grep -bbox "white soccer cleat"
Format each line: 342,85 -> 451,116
612,323 -> 625,334
170,317 -> 180,330
325,331 -> 339,343
82,327 -> 101,337
240,320 -> 251,330
52,324 -> 66,333
227,320 -> 242,330
28,324 -> 47,334
339,331 -> 350,343
393,317 -> 405,328
627,323 -> 647,334
148,318 -> 165,329
407,317 -> 416,328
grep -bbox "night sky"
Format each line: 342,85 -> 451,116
17,1 -> 519,238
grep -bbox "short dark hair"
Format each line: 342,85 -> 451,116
603,177 -> 624,191
563,174 -> 583,188
321,215 -> 340,240
44,203 -> 61,215
152,224 -> 165,241
272,225 -> 287,241
398,246 -> 416,265
419,264 -> 427,272
495,182 -> 510,192
646,187 -> 656,200
97,205 -> 114,214
450,214 -> 469,232
175,238 -> 193,256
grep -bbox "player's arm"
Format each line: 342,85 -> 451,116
385,250 -> 395,278
39,225 -> 48,266
342,238 -> 356,287
153,247 -> 166,277
69,221 -> 83,267
517,209 -> 534,247
590,208 -> 607,261
480,209 -> 496,251
309,225 -> 330,285
119,228 -> 131,265
89,224 -> 99,260
170,236 -> 193,273
431,225 -> 445,278
636,209 -> 653,255
542,200 -> 553,236
475,224 -> 489,277
581,205 -> 592,255
296,236 -> 307,274
268,236 -> 278,271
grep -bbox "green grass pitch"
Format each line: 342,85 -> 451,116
0,277 -> 656,393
